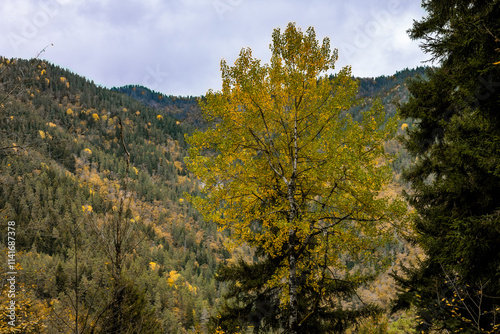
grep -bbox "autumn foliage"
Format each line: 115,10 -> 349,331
186,23 -> 406,333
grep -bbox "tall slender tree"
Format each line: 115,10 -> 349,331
392,1 -> 500,332
186,22 -> 405,333
89,116 -> 162,334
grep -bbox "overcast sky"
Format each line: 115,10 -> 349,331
0,0 -> 430,97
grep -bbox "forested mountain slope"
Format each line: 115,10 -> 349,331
0,57 -> 223,333
112,85 -> 204,127
0,56 -> 423,333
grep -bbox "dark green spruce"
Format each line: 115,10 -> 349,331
392,1 -> 500,332
211,241 -> 381,333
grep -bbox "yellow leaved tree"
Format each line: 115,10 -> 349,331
186,22 -> 406,334
0,263 -> 51,333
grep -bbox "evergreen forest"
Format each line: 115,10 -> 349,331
1,1 -> 499,333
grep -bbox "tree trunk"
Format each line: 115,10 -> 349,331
288,100 -> 300,334
288,228 -> 298,334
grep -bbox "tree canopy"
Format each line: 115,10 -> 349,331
186,22 -> 406,333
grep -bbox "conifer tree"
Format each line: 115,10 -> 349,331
392,1 -> 500,332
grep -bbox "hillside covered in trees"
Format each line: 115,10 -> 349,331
0,57 -> 226,333
0,45 -> 429,333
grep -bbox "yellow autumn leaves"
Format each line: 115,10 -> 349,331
82,205 -> 93,213
145,266 -> 198,292
38,123 -> 57,140
186,23 -> 407,310
60,76 -> 69,88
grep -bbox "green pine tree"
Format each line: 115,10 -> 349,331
392,1 -> 500,332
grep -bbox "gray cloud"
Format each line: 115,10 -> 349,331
0,0 -> 429,96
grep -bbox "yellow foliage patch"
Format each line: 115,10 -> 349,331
167,270 -> 181,287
